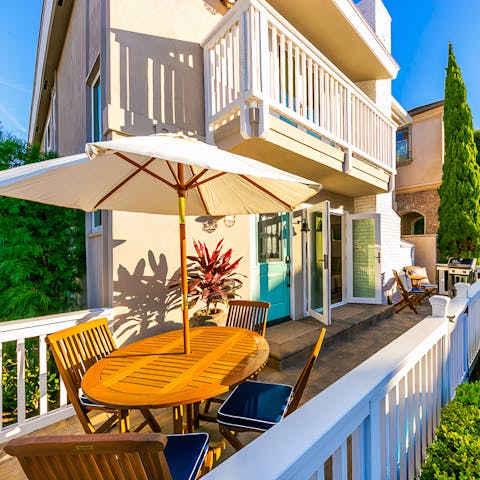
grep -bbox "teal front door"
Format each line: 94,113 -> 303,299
256,213 -> 290,321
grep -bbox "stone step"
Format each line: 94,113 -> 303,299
265,303 -> 394,370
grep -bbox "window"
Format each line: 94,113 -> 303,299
257,213 -> 287,263
91,74 -> 102,142
401,211 -> 425,235
88,69 -> 103,231
396,126 -> 411,165
44,88 -> 57,152
92,210 -> 102,232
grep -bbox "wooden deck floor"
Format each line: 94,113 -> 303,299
0,302 -> 431,479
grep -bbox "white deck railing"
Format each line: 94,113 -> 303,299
0,308 -> 114,443
202,0 -> 395,171
205,282 -> 480,480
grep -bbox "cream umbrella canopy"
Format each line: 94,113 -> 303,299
0,133 -> 320,353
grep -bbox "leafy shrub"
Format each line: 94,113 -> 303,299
185,239 -> 243,314
0,126 -> 84,423
420,382 -> 480,479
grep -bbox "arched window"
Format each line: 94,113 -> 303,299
401,211 -> 425,235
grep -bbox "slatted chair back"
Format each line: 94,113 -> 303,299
392,269 -> 422,314
226,300 -> 270,336
46,318 -> 118,434
286,327 -> 326,415
405,265 -> 438,298
4,433 -> 173,480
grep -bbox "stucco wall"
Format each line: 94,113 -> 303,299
111,211 -> 251,345
396,106 -> 444,192
106,0 -> 224,136
401,234 -> 438,283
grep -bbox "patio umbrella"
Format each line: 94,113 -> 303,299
0,133 -> 320,353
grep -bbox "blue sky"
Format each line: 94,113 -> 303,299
0,1 -> 479,141
0,2 -> 42,140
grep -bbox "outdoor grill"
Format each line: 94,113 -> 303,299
447,257 -> 477,291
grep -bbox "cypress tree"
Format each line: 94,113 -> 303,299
437,43 -> 480,261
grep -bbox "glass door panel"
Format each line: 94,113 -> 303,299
347,214 -> 382,303
307,202 -> 331,324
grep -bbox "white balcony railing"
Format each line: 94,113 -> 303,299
203,0 -> 396,172
204,282 -> 480,479
0,308 -> 113,443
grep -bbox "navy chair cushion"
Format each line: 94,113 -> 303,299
79,390 -> 106,409
217,380 -> 293,432
164,432 -> 209,480
411,287 -> 424,294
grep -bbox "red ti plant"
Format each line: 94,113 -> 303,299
187,239 -> 243,314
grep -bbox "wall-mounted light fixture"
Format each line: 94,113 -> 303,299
202,218 -> 218,233
295,218 -> 310,232
223,215 -> 236,228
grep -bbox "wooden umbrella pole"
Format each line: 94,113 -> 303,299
178,165 -> 190,354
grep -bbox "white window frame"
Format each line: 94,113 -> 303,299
90,71 -> 101,143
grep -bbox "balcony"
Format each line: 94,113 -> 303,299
202,0 -> 396,196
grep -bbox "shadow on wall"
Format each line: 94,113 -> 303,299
113,251 -> 182,345
111,29 -> 205,136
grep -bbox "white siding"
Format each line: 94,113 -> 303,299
355,192 -> 413,301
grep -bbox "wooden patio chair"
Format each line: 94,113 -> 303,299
405,265 -> 438,300
200,300 -> 270,420
4,432 -> 209,480
46,318 -> 160,434
392,269 -> 424,314
217,327 -> 326,450
225,300 -> 270,336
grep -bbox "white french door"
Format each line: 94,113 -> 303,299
307,201 -> 331,325
346,213 -> 382,304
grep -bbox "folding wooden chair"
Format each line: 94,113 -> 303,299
217,328 -> 326,450
392,269 -> 424,314
405,265 -> 438,300
225,300 -> 270,336
200,300 -> 270,420
46,318 -> 160,434
4,432 -> 209,480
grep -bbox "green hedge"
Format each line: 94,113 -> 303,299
420,381 -> 480,479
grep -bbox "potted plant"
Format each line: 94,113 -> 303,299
186,239 -> 243,319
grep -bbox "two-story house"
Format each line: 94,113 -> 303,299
29,0 -> 411,342
394,100 -> 444,281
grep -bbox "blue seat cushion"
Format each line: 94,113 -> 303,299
411,287 -> 424,294
79,389 -> 106,409
164,432 -> 209,480
217,380 -> 293,432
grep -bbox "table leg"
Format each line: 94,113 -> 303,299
118,409 -> 130,433
172,404 -> 195,433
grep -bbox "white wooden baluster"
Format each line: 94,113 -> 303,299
332,441 -> 348,479
351,423 -> 366,480
16,338 -> 26,425
39,334 -> 48,415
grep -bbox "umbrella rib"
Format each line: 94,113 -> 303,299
184,169 -> 209,189
189,171 -> 227,189
239,174 -> 292,210
114,152 -> 177,188
188,166 -> 211,215
166,161 -> 180,185
94,157 -> 156,209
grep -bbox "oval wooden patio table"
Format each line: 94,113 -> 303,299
81,326 -> 269,434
